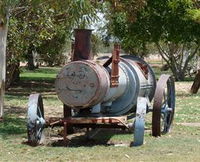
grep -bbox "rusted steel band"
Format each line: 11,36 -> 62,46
152,74 -> 171,136
111,44 -> 120,87
63,104 -> 72,118
46,116 -> 128,128
63,121 -> 68,145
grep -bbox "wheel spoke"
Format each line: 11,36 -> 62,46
37,127 -> 42,137
167,107 -> 173,112
37,105 -> 43,117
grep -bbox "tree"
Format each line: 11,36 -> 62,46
190,69 -> 200,94
5,0 -> 99,86
105,0 -> 200,81
0,0 -> 10,119
0,0 -> 148,118
0,0 -> 99,118
0,22 -> 7,119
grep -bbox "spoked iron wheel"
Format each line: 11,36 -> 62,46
152,75 -> 175,137
27,94 -> 45,146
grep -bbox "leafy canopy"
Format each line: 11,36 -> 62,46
105,0 -> 200,53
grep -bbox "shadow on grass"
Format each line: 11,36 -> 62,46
6,79 -> 56,98
51,129 -> 132,147
1,67 -> 60,142
5,106 -> 27,115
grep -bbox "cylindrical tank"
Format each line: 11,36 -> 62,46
55,56 -> 156,116
55,29 -> 156,116
55,60 -> 110,108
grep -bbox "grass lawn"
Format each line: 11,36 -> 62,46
0,64 -> 200,162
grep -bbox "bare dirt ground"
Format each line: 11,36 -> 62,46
176,123 -> 200,127
175,82 -> 193,93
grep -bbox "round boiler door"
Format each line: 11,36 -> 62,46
55,61 -> 109,108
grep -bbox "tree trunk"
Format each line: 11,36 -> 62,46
190,70 -> 200,94
173,70 -> 185,81
0,21 -> 8,119
156,42 -> 199,81
6,61 -> 20,89
27,45 -> 36,70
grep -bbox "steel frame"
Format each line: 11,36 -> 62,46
45,116 -> 129,144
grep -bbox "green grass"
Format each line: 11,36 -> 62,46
20,67 -> 60,81
1,65 -> 200,162
176,92 -> 200,123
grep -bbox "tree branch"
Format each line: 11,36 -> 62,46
167,42 -> 179,70
155,42 -> 171,66
179,43 -> 185,70
183,44 -> 200,72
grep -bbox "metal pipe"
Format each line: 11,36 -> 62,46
73,29 -> 93,61
110,44 -> 120,87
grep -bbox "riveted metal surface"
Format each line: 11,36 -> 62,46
55,61 -> 109,108
107,59 -> 140,115
103,64 -> 128,103
125,59 -> 150,97
121,55 -> 156,101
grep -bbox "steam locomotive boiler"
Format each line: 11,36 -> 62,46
27,29 -> 175,146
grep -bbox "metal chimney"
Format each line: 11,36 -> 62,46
72,29 -> 93,61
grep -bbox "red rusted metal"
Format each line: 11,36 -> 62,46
63,121 -> 68,145
152,74 -> 175,137
73,29 -> 93,61
46,116 -> 128,127
122,58 -> 149,79
46,116 -> 129,143
135,62 -> 148,79
110,44 -> 120,87
63,104 -> 72,118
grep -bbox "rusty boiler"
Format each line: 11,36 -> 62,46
55,29 -> 156,116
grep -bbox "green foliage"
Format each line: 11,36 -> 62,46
91,34 -> 102,55
0,0 -> 18,24
0,2 -> 7,25
2,0 -> 100,87
187,9 -> 200,23
7,0 -> 98,57
107,0 -> 200,48
105,0 -> 147,22
105,0 -> 200,80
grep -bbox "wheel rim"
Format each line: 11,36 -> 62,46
161,78 -> 175,133
27,94 -> 45,145
152,75 -> 175,136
